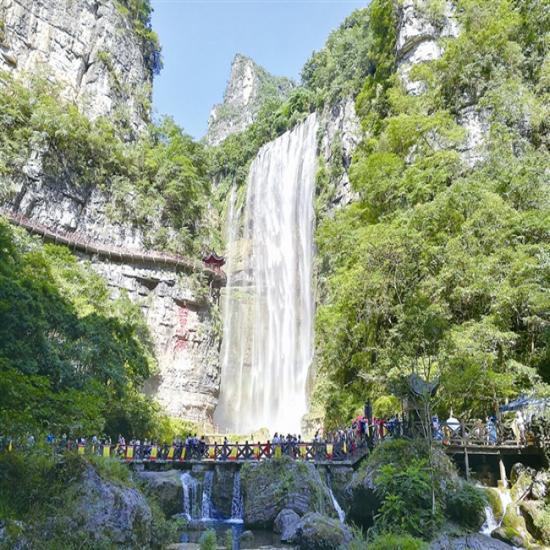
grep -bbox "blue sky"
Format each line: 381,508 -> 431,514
151,0 -> 366,139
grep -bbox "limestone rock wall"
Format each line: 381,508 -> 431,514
206,54 -> 294,146
0,0 -> 151,130
395,0 -> 488,166
89,258 -> 221,423
0,0 -> 222,425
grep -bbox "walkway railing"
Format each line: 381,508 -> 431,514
0,208 -> 226,284
52,439 -> 369,464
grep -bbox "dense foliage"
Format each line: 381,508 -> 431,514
353,439 -> 485,541
0,450 -> 179,549
0,220 -> 175,437
315,0 -> 550,428
0,72 -> 214,255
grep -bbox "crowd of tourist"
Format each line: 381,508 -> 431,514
1,409 -> 533,461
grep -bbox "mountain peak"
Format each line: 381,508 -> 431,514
206,54 -> 294,146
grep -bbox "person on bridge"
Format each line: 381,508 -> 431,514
486,416 -> 497,445
512,411 -> 526,446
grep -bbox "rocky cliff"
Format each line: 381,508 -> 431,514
0,0 -> 223,425
395,0 -> 488,166
0,0 -> 152,130
206,54 -> 294,146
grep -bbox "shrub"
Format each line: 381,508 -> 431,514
199,529 -> 217,550
445,482 -> 487,529
373,459 -> 443,540
368,533 -> 429,550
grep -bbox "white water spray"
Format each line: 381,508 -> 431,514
230,471 -> 244,523
215,114 -> 318,434
480,486 -> 512,536
181,472 -> 199,520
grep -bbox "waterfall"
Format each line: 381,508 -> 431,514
181,472 -> 199,520
326,474 -> 346,523
201,471 -> 214,520
230,471 -> 244,523
480,505 -> 498,535
215,113 -> 318,434
479,486 -> 512,536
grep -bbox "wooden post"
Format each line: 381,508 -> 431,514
464,447 -> 470,481
499,453 -> 508,488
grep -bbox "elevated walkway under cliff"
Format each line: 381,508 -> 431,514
0,208 -> 226,285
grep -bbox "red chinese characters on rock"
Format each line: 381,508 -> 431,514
175,305 -> 189,351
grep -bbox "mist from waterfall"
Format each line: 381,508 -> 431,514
215,113 -> 318,434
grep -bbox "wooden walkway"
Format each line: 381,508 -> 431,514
0,208 -> 226,285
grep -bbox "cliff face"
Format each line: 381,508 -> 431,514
0,0 -> 222,425
206,54 -> 294,146
0,0 -> 151,130
395,0 -> 488,166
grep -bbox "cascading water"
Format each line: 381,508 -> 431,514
181,472 -> 199,520
230,471 -> 244,523
201,471 -> 214,520
479,486 -> 512,536
215,113 -> 318,434
326,474 -> 346,523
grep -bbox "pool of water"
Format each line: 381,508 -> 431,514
181,520 -> 287,549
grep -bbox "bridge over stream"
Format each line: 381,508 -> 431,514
67,420 -> 546,484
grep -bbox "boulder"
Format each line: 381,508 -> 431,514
274,508 -> 301,542
240,530 -> 254,541
137,470 -> 183,517
72,463 -> 153,547
211,466 -> 237,519
519,499 -> 550,544
430,533 -> 516,549
291,512 -> 352,550
240,457 -> 336,528
492,500 -> 534,549
509,463 -> 534,487
531,470 -> 550,500
347,439 -> 458,529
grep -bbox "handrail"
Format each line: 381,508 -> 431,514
0,208 -> 226,285
1,439 -> 370,464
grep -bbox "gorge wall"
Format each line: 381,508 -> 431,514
0,0 -> 222,424
0,0 -> 151,130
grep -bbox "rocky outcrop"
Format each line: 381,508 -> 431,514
240,457 -> 336,528
0,0 -> 151,130
396,0 -> 458,95
395,0 -> 488,166
0,0 -> 223,425
3,193 -> 222,422
70,463 -> 152,547
206,54 -> 294,145
317,96 -> 362,211
137,470 -> 183,518
274,508 -> 301,542
492,463 -> 550,547
291,512 -> 352,550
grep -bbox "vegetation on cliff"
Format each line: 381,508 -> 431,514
0,220 -> 183,438
315,0 -> 550,428
0,72 -> 215,255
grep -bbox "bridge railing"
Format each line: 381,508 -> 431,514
66,439 -> 369,464
408,420 -> 531,448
